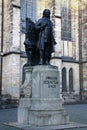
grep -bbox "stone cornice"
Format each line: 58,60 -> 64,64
51,56 -> 87,64
0,51 -> 21,56
12,4 -> 21,9
54,15 -> 61,19
0,51 -> 27,58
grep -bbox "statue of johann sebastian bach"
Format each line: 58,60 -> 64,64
36,9 -> 56,65
24,9 -> 56,65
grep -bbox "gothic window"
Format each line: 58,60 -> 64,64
69,68 -> 73,92
61,0 -> 72,41
22,65 -> 25,84
20,0 -> 36,33
62,67 -> 67,92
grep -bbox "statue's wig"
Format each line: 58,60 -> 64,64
43,9 -> 50,18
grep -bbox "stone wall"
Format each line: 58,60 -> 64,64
82,4 -> 87,62
0,0 -> 2,52
36,0 -> 52,20
71,0 -> 79,61
2,54 -> 20,98
83,63 -> 87,91
2,0 -> 21,98
3,0 -> 20,52
81,3 -> 87,97
54,0 -> 62,57
3,0 -> 13,52
12,0 -> 20,52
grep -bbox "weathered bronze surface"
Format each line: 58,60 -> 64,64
24,9 -> 56,66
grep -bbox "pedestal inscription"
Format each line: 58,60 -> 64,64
32,65 -> 60,98
43,76 -> 58,88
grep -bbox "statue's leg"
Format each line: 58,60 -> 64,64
27,49 -> 32,66
38,50 -> 44,65
44,44 -> 50,65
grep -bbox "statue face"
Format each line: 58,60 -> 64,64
43,9 -> 50,18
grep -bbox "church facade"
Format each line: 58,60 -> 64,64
0,0 -> 87,101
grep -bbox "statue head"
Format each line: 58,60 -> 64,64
43,9 -> 50,18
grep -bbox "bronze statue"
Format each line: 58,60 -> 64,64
24,9 -> 56,66
24,18 -> 38,66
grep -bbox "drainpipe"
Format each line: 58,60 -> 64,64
0,0 -> 4,97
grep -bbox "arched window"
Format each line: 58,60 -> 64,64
22,64 -> 26,84
69,68 -> 73,92
61,0 -> 72,41
62,67 -> 67,92
20,0 -> 36,33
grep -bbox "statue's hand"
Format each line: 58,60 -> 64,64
41,23 -> 47,31
24,39 -> 31,46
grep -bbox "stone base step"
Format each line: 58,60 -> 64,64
3,122 -> 87,130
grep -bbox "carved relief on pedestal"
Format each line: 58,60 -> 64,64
20,66 -> 33,98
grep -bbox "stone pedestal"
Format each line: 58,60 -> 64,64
18,65 -> 69,126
